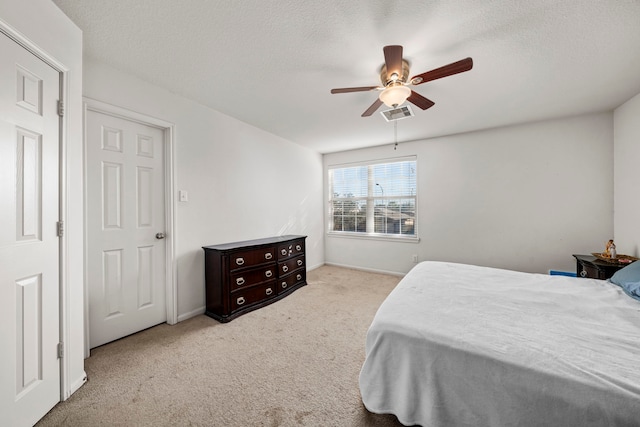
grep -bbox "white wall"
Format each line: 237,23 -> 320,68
0,0 -> 86,398
614,92 -> 640,256
82,58 -> 325,320
324,113 -> 614,275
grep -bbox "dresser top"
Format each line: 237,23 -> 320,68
203,235 -> 306,251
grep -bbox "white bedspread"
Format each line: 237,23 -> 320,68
359,261 -> 640,427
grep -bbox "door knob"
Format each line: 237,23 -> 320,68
155,232 -> 166,239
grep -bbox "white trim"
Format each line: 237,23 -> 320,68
324,262 -> 406,277
306,262 -> 325,272
0,19 -> 86,403
82,98 -> 178,356
177,306 -> 206,323
67,373 -> 87,397
81,101 -> 89,358
0,19 -> 66,72
164,125 -> 178,325
57,63 -> 74,401
326,154 -> 417,169
326,231 -> 420,243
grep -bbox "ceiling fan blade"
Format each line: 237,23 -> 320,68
408,91 -> 435,110
331,86 -> 379,94
411,57 -> 473,85
383,45 -> 403,78
362,99 -> 383,117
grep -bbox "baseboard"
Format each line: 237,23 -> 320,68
65,372 -> 88,400
306,262 -> 325,272
177,306 -> 205,323
324,262 -> 406,277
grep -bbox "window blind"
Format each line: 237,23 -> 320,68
328,157 -> 417,237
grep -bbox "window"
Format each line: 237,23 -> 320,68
328,157 -> 417,238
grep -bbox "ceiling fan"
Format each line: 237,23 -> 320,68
330,45 -> 473,117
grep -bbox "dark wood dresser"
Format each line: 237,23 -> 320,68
203,235 -> 307,322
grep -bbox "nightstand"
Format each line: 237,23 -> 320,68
572,254 -> 627,279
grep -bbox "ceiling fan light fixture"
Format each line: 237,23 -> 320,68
329,45 -> 472,117
379,85 -> 411,107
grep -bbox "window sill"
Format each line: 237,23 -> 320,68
327,231 -> 420,243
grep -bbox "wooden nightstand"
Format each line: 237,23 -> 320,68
572,254 -> 627,279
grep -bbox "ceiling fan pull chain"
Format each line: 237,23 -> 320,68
394,120 -> 398,150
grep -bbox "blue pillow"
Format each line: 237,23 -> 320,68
609,261 -> 640,301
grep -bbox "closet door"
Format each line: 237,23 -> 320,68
0,32 -> 62,427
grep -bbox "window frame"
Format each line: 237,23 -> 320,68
327,156 -> 419,242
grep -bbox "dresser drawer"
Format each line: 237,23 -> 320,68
229,247 -> 276,271
277,239 -> 305,260
279,270 -> 305,293
578,264 -> 599,279
230,265 -> 276,291
279,255 -> 304,275
231,282 -> 276,312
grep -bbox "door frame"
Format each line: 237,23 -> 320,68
82,98 -> 177,356
0,20 -> 71,401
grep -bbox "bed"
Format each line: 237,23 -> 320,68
359,261 -> 640,427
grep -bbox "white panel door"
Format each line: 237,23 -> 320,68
0,33 -> 61,426
86,110 -> 166,349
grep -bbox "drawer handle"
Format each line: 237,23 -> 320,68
236,277 -> 245,286
265,270 -> 273,278
296,245 -> 301,251
266,287 -> 273,296
297,274 -> 302,281
235,257 -> 245,266
297,259 -> 303,266
281,249 -> 287,256
580,269 -> 587,277
282,265 -> 289,273
281,281 -> 287,289
237,296 -> 245,305
265,253 -> 273,260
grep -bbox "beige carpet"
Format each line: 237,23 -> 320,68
37,265 -> 406,426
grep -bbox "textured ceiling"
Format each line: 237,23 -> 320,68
53,0 -> 640,154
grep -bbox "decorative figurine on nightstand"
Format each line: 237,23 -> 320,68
605,239 -> 617,259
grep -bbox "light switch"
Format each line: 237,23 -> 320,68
179,190 -> 188,202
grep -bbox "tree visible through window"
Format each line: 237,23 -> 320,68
328,158 -> 417,237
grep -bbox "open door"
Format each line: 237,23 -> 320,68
0,32 -> 62,426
